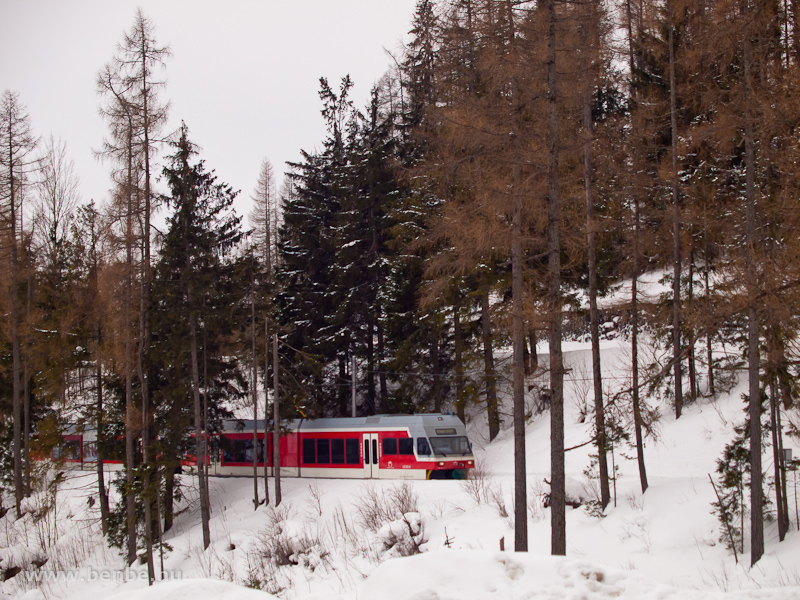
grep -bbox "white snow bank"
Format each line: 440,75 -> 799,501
356,550 -> 800,600
104,578 -> 276,600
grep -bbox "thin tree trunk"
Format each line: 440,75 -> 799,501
481,287 -> 500,442
9,138 -> 23,515
705,232 -> 715,396
96,342 -> 109,534
688,249 -> 697,401
190,304 -> 211,549
23,264 -> 31,498
769,376 -> 786,541
454,299 -> 465,423
202,324 -> 210,508
529,328 -> 538,371
251,286 -> 259,509
367,316 -> 376,410
140,41 -> 156,581
775,376 -> 790,533
632,199 -> 648,494
582,0 -> 610,509
511,84 -> 527,554
263,319 -> 270,505
523,327 -> 532,376
139,266 -> 154,583
626,0 -> 648,499
432,326 -> 442,413
338,355 -> 347,415
164,469 -> 174,533
124,128 -> 137,565
273,333 -> 281,506
547,0 -> 566,556
668,0 -> 683,420
378,322 -> 388,412
744,29 -> 763,567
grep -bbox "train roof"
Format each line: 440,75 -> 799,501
220,413 -> 467,433
54,413 -> 469,439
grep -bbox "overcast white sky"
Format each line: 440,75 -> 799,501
1,0 -> 418,221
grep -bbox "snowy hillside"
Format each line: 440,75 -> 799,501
2,337 -> 800,600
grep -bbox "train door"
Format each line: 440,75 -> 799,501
362,433 -> 380,479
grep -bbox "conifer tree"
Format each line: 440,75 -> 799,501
0,90 -> 38,516
158,123 -> 244,550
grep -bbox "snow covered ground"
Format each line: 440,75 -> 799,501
2,335 -> 800,600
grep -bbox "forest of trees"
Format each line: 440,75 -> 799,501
2,0 -> 799,579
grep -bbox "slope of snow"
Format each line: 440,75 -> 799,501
2,326 -> 799,599
358,551 -> 799,600
104,579 -> 277,600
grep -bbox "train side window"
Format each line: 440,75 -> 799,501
223,439 -> 249,463
372,439 -> 378,464
302,438 -> 316,464
383,438 -> 398,455
364,440 -> 370,464
331,439 -> 345,464
317,439 -> 330,464
417,438 -> 431,456
398,438 -> 414,455
346,439 -> 359,464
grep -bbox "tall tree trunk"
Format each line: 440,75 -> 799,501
338,355 -> 347,415
138,237 -> 154,582
367,317 -> 376,411
139,39 -> 156,582
614,0 -> 648,493
431,326 -> 442,413
776,336 -> 791,530
704,232 -> 715,396
582,0 -> 610,509
481,287 -> 500,441
124,129 -> 137,565
23,263 -> 32,498
668,0 -> 683,420
523,327 -> 532,376
688,249 -> 697,401
743,28 -> 763,567
96,335 -> 110,535
632,198 -> 648,494
273,333 -> 282,506
775,370 -> 790,534
378,322 -> 388,412
201,326 -> 210,508
163,468 -> 174,533
454,299 -> 465,423
627,0 -> 648,496
547,0 -> 566,556
769,373 -> 786,541
511,82 -> 528,554
9,137 -> 23,516
251,288 -> 259,509
263,319 -> 270,505
190,304 -> 211,549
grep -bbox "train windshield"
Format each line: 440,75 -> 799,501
429,436 -> 471,456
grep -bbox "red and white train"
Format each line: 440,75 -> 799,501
53,413 -> 475,480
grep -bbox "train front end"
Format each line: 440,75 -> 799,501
415,414 -> 475,479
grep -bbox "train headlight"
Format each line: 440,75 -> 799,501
467,460 -> 474,466
437,461 -> 445,467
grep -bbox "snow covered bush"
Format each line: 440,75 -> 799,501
254,503 -> 328,568
244,502 -> 331,595
459,462 -> 491,506
354,483 -> 426,557
377,512 -> 424,558
543,476 -> 590,510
